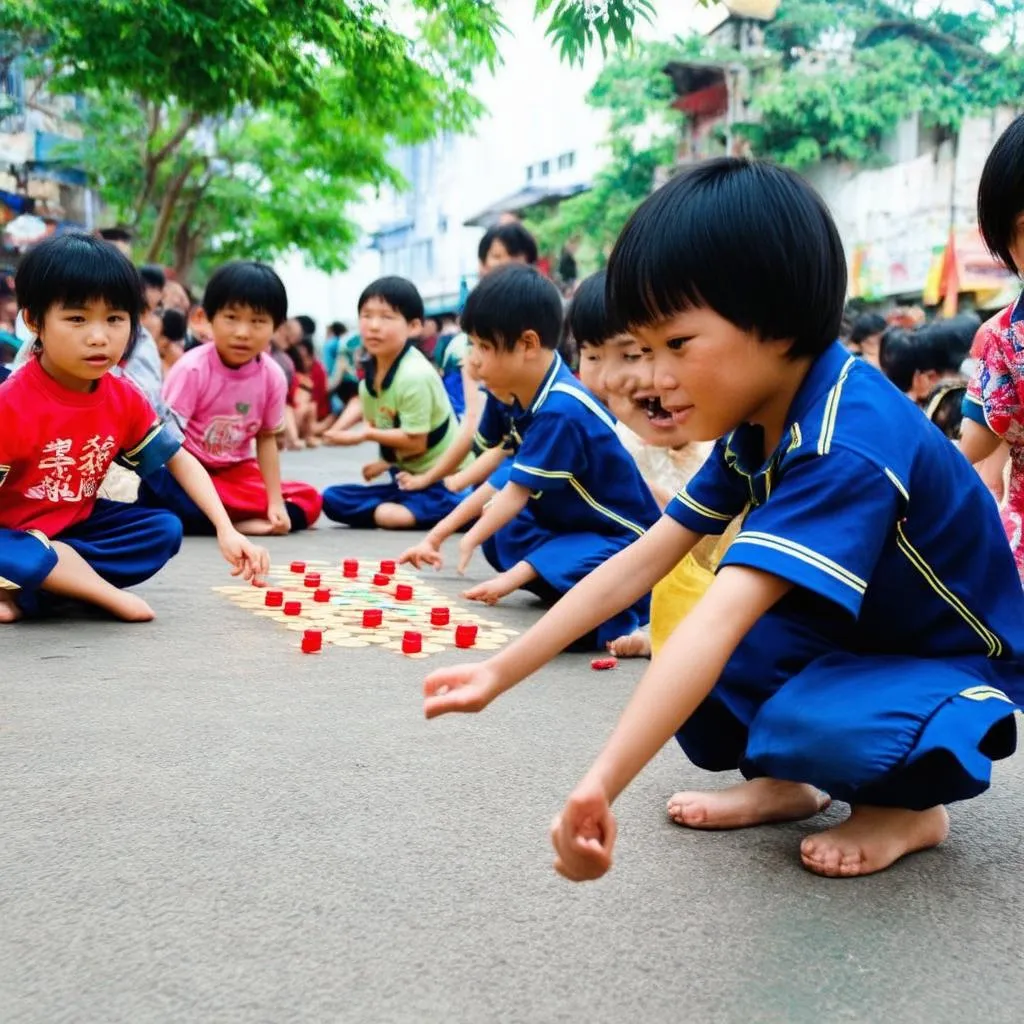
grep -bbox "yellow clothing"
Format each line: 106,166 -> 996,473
650,553 -> 716,655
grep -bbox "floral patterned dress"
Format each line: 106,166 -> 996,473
965,292 -> 1024,583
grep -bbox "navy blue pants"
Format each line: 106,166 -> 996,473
677,606 -> 1022,809
0,500 -> 183,616
322,472 -> 467,529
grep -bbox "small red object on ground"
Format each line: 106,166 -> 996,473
402,631 -> 423,654
303,573 -> 321,588
265,589 -> 284,607
313,588 -> 331,603
395,583 -> 413,601
301,629 -> 323,654
379,559 -> 397,575
430,607 -> 450,626
284,600 -> 301,616
591,657 -> 618,671
362,608 -> 383,628
290,561 -> 305,574
372,573 -> 390,587
342,559 -> 359,577
455,624 -> 478,648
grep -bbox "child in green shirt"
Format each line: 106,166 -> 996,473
322,277 -> 468,528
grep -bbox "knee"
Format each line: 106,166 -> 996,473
153,512 -> 184,558
374,502 -> 416,530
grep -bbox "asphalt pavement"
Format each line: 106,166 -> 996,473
3,446 -> 1023,1023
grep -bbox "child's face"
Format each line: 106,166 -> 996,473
465,334 -> 534,401
29,298 -> 133,392
481,241 -> 529,275
631,307 -> 797,444
577,342 -> 608,401
209,302 -> 276,368
359,297 -> 416,360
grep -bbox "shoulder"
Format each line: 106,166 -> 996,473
260,353 -> 288,386
396,347 -> 441,387
167,341 -> 213,382
540,379 -> 616,431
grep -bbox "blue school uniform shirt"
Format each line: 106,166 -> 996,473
666,341 -> 1024,667
475,353 -> 659,541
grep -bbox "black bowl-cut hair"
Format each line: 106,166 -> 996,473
978,113 -> 1024,275
139,264 -> 166,291
460,264 -> 563,353
357,276 -> 424,323
16,233 -> 144,340
606,157 -> 847,359
328,320 -> 347,336
477,223 -> 539,266
203,261 -> 288,327
568,270 -> 617,348
161,308 -> 187,343
850,312 -> 887,345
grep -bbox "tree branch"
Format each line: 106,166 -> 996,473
145,155 -> 200,262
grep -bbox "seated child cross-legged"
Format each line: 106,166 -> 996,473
138,261 -> 322,535
0,235 -> 268,622
421,158 -> 1024,881
402,265 -> 661,650
322,277 -> 468,530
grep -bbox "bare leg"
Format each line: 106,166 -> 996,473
608,630 -> 652,658
283,407 -> 305,450
667,777 -> 830,830
464,560 -> 537,605
0,589 -> 23,623
374,503 -> 417,529
41,541 -> 155,621
800,805 -> 949,878
335,396 -> 363,431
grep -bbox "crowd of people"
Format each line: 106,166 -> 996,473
2,113 -> 1024,886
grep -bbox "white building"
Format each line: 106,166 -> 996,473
276,0 -> 715,329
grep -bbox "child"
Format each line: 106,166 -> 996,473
421,158 -> 1024,882
321,277 -> 467,529
960,113 -> 1024,583
0,234 -> 267,622
138,261 -> 322,535
402,265 -> 660,649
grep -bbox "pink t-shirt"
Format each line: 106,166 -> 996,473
162,343 -> 287,468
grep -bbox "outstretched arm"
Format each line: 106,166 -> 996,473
456,481 -> 530,572
398,484 -> 496,569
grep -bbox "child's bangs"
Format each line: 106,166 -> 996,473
40,240 -> 142,317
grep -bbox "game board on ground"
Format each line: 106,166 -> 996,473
213,558 -> 520,658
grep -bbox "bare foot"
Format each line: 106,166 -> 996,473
232,518 -> 275,536
305,436 -> 322,449
101,589 -> 156,622
800,805 -> 949,878
667,777 -> 830,830
608,630 -> 651,658
0,590 -> 23,623
464,572 -> 518,606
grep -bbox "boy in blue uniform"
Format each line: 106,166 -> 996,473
403,266 -> 660,649
422,158 -> 1024,881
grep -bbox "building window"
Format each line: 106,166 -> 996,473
557,152 -> 575,170
540,160 -> 550,177
526,164 -> 534,182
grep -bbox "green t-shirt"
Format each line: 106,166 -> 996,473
360,342 -> 461,474
439,332 -> 468,376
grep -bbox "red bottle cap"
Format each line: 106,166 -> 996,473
402,631 -> 423,654
395,583 -> 413,601
313,588 -> 331,603
284,600 -> 302,616
303,573 -> 321,588
454,624 -> 478,648
591,657 -> 618,671
362,608 -> 383,628
430,606 -> 450,626
265,590 -> 284,607
301,629 -> 323,654
290,561 -> 306,574
379,559 -> 397,575
342,559 -> 359,577
372,573 -> 390,587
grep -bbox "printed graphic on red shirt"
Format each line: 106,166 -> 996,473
24,434 -> 117,503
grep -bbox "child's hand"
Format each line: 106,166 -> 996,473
456,535 -> 477,574
267,501 -> 291,535
218,529 -> 270,582
423,661 -> 504,719
399,539 -> 443,570
363,460 -> 389,482
396,471 -> 429,491
550,779 -> 617,882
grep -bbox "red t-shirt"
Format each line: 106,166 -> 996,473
0,358 -> 180,536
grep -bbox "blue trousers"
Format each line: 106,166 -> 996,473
0,500 -> 183,616
677,605 -> 1023,809
322,473 -> 467,529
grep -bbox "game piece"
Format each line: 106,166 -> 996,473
372,573 -> 390,587
395,583 -> 413,601
265,589 -> 284,608
379,559 -> 397,575
362,608 -> 383,628
290,561 -> 306,574
343,559 -> 359,578
303,572 -> 321,588
284,600 -> 302,616
455,624 -> 478,648
430,607 -> 450,626
591,656 -> 618,671
314,588 -> 331,603
402,631 -> 423,654
301,629 -> 323,654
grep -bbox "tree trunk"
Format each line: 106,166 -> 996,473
133,106 -> 201,229
145,156 -> 198,263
